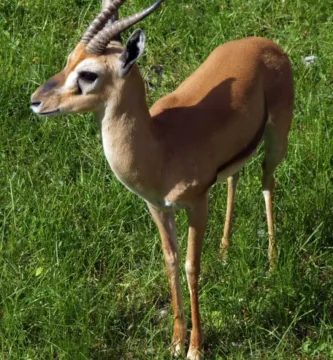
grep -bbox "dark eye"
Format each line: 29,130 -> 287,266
79,71 -> 98,82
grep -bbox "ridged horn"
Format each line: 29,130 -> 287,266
81,0 -> 126,44
102,0 -> 119,22
102,0 -> 121,41
102,0 -> 112,11
85,0 -> 164,55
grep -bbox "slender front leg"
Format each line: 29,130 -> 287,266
262,171 -> 277,269
186,195 -> 208,360
147,203 -> 187,357
221,172 -> 239,258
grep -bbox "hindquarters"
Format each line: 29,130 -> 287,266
261,42 -> 294,190
262,39 -> 294,146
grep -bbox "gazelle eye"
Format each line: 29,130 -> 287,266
79,71 -> 98,82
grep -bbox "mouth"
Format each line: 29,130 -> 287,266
38,109 -> 61,117
31,105 -> 61,117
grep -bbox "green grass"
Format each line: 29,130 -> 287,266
1,0 -> 333,359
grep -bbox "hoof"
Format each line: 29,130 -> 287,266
269,254 -> 278,272
172,320 -> 187,357
171,341 -> 184,358
219,247 -> 228,265
187,347 -> 203,360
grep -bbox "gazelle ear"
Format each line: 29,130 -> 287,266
118,29 -> 146,77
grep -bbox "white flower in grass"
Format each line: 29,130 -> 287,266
303,55 -> 318,67
257,229 -> 265,238
158,309 -> 168,319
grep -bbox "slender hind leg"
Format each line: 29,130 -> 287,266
262,123 -> 288,269
220,172 -> 240,259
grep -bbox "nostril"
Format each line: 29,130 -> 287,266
31,101 -> 42,107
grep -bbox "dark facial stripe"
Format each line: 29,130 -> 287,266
39,72 -> 66,94
40,80 -> 59,94
211,99 -> 269,185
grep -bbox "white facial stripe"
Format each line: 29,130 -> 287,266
75,58 -> 104,75
63,58 -> 104,91
64,71 -> 78,90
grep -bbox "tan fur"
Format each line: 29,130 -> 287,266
31,35 -> 293,359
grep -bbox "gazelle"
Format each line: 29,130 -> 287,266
30,0 -> 294,358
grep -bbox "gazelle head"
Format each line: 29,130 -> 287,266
31,0 -> 163,117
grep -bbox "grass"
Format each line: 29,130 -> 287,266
1,0 -> 333,359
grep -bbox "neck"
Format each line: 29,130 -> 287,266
95,67 -> 162,201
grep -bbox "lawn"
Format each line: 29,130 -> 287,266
1,0 -> 333,359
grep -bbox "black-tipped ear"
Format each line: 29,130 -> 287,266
118,29 -> 146,77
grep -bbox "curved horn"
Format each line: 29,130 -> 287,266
86,0 -> 164,55
102,0 -> 119,22
81,0 -> 126,44
102,0 -> 112,11
102,0 -> 122,41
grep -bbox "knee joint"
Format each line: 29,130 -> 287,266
185,261 -> 198,277
165,254 -> 178,271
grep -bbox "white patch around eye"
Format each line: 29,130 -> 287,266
75,58 -> 104,75
63,58 -> 104,92
64,71 -> 78,90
